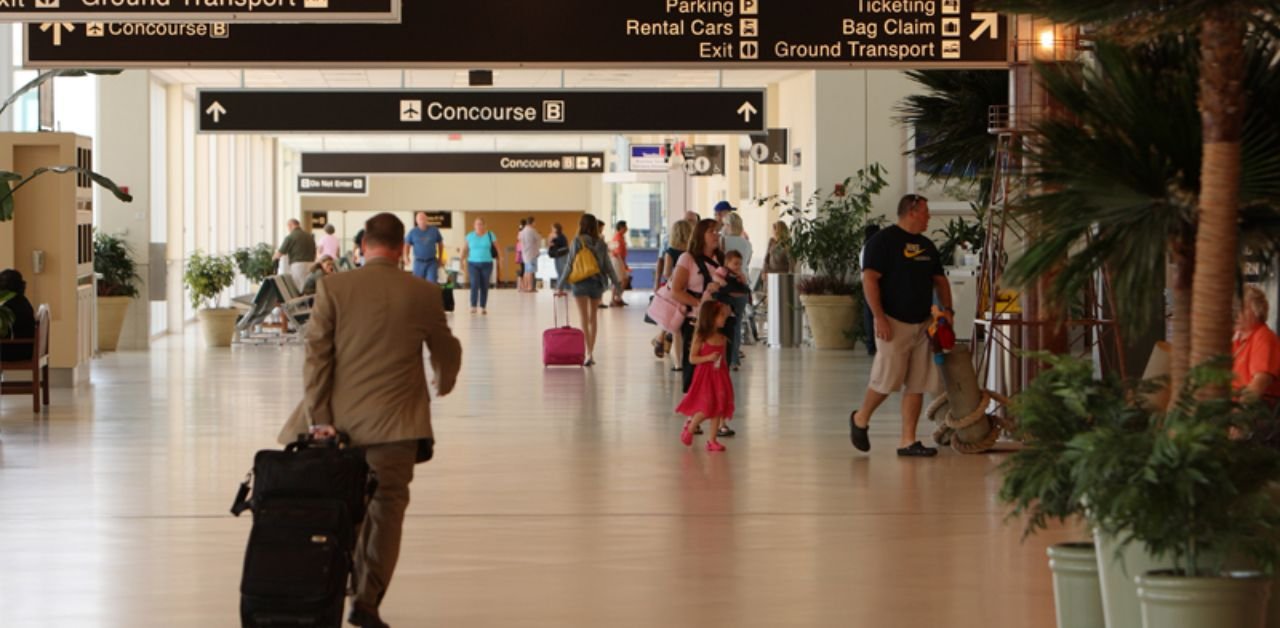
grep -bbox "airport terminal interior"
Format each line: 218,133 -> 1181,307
2,4 -> 1280,628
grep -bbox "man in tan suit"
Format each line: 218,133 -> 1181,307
279,213 -> 462,628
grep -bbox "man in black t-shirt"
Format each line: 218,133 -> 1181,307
849,194 -> 954,457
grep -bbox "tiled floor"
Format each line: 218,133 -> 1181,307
0,290 -> 1072,627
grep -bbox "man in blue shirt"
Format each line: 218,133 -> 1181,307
403,211 -> 444,283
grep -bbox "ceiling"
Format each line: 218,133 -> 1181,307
155,68 -> 805,155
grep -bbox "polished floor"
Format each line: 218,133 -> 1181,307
0,290 -> 1072,627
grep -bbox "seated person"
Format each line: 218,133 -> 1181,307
0,269 -> 36,361
1232,285 -> 1280,402
302,256 -> 336,296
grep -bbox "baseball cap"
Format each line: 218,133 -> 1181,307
713,200 -> 736,213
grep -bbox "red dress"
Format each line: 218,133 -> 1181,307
675,339 -> 736,420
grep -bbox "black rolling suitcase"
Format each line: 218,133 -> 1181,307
231,434 -> 377,628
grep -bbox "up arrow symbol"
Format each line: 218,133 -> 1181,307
206,101 -> 227,123
737,101 -> 758,124
970,12 -> 999,40
39,23 -> 75,47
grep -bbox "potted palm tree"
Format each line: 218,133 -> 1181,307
93,230 -> 141,352
999,354 -> 1148,628
184,251 -> 237,348
1070,365 -> 1280,628
757,164 -> 887,349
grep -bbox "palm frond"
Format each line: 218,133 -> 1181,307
897,71 -> 1007,204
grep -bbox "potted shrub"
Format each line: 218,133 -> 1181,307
233,243 -> 276,289
1070,365 -> 1280,628
934,210 -> 985,268
758,163 -> 887,349
184,251 -> 238,348
999,354 -> 1150,628
93,230 -> 142,352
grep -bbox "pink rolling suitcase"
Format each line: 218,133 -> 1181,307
543,294 -> 586,367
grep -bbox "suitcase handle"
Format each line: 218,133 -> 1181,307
286,431 -> 351,452
554,292 -> 571,328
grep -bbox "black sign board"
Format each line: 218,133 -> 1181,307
297,175 -> 368,195
302,153 -> 607,174
683,145 -> 726,177
309,212 -> 329,229
5,0 -> 397,23
28,0 -> 1007,68
199,90 -> 766,134
418,211 -> 453,230
748,128 -> 789,165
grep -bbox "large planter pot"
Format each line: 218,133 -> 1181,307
1137,571 -> 1271,628
1095,529 -> 1174,628
799,294 -> 857,350
96,295 -> 132,352
1048,542 -> 1106,628
198,308 -> 239,348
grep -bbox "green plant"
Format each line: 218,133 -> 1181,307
897,70 -> 1008,206
1068,363 -> 1280,577
233,243 -> 276,284
756,163 -> 888,294
183,251 -> 236,310
933,212 -> 986,266
93,230 -> 141,298
999,354 -> 1148,537
0,290 -> 13,338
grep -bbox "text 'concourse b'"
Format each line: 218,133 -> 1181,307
27,0 -> 1007,67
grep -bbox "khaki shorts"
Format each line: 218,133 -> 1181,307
869,316 -> 941,396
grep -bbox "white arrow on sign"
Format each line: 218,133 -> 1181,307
205,101 -> 227,123
39,23 -> 75,47
970,12 -> 999,41
737,101 -> 758,124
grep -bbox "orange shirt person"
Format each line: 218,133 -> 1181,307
1232,285 -> 1280,401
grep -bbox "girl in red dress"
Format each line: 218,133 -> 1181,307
677,301 -> 736,452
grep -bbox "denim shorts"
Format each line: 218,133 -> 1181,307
525,260 -> 538,274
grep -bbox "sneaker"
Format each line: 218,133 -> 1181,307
706,441 -> 726,452
849,411 -> 870,452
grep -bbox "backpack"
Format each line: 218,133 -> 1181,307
567,238 -> 602,284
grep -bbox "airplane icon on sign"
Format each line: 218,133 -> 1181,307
400,100 -> 422,122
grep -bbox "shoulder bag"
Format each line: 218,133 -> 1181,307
567,238 -> 602,284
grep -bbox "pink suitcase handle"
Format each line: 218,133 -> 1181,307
554,293 -> 571,328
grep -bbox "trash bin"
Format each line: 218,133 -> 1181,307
767,273 -> 802,348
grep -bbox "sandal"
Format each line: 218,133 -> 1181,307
896,441 -> 939,458
652,340 -> 665,358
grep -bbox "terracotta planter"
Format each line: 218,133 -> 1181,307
96,295 -> 132,352
1138,571 -> 1271,628
198,308 -> 240,348
799,294 -> 857,350
1047,542 -> 1106,628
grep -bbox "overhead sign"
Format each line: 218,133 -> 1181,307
27,0 -> 1008,68
297,174 -> 367,195
301,153 -> 607,174
748,128 -> 789,165
683,145 -> 725,177
629,144 -> 669,173
9,0 -> 398,23
198,90 -> 766,134
418,211 -> 452,230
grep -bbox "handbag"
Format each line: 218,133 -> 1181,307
488,233 -> 498,259
567,238 -> 602,284
646,285 -> 687,334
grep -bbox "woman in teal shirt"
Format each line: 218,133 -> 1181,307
460,218 -> 499,314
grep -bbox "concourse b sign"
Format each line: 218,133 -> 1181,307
197,90 -> 768,134
28,0 -> 1007,68
6,0 -> 399,23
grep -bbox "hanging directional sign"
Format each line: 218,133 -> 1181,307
302,152 -> 607,174
197,90 -> 767,134
297,175 -> 368,195
747,128 -> 789,165
10,0 -> 398,23
28,0 -> 1007,68
683,145 -> 726,177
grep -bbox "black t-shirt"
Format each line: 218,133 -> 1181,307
862,225 -> 944,324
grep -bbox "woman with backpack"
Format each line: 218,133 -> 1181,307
556,213 -> 619,367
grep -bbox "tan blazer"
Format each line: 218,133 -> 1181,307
278,257 -> 463,447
